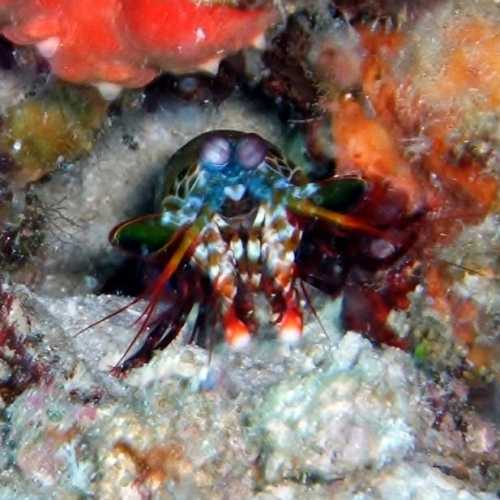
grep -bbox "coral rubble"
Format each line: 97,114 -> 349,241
0,289 -> 497,497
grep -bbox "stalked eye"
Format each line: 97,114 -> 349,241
235,134 -> 267,169
200,135 -> 231,168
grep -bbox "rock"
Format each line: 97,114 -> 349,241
247,331 -> 425,482
0,287 -> 496,498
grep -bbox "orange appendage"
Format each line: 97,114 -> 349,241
223,305 -> 251,349
277,302 -> 303,344
0,0 -> 276,87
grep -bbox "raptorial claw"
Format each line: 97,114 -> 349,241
287,197 -> 385,238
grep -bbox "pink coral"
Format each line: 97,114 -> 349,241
0,0 -> 276,95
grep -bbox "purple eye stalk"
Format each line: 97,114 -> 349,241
235,134 -> 268,169
200,135 -> 232,168
200,132 -> 268,171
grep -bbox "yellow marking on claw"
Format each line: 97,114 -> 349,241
287,198 -> 384,237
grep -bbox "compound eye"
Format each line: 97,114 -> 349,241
200,135 -> 231,168
235,134 -> 267,169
